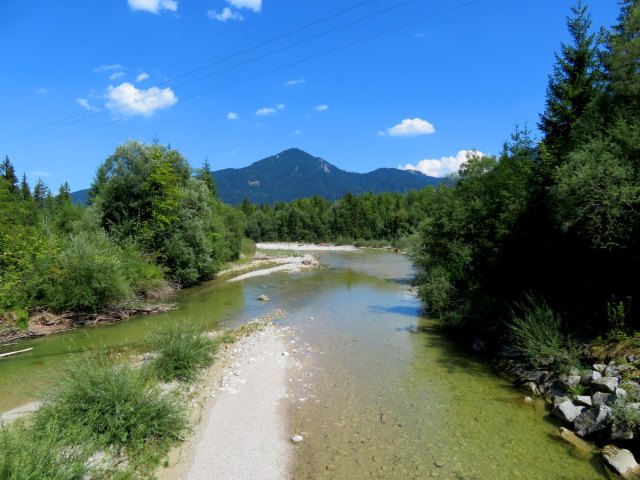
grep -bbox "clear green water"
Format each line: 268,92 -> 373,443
0,250 -> 610,478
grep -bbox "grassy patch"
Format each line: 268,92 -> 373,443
0,421 -> 94,480
35,359 -> 187,458
149,322 -> 218,382
234,320 -> 266,338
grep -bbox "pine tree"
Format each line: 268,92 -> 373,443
33,179 -> 49,206
1,155 -> 18,193
57,181 -> 72,204
605,0 -> 640,109
539,1 -> 602,162
195,158 -> 217,197
20,173 -> 31,200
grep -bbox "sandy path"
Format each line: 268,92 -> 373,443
185,325 -> 293,480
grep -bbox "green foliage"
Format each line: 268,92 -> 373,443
508,296 -> 579,374
610,395 -> 640,436
149,322 -> 218,382
36,359 -> 187,454
0,421 -> 94,480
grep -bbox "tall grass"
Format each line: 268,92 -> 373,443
508,295 -> 579,374
35,359 -> 187,455
149,322 -> 218,382
0,421 -> 94,480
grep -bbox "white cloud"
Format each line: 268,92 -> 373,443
256,107 -> 275,116
256,104 -> 284,117
110,72 -> 126,80
35,87 -> 48,95
76,98 -> 97,111
227,0 -> 261,12
399,150 -> 484,177
128,0 -> 177,13
227,112 -> 239,120
383,118 -> 435,137
106,82 -> 177,117
136,72 -> 150,82
285,79 -> 304,86
293,130 -> 302,135
93,64 -> 124,73
315,104 -> 329,112
208,7 -> 243,21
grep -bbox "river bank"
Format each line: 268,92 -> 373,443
158,319 -> 296,480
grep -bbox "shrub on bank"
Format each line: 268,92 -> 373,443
508,296 -> 579,374
149,322 -> 218,382
35,359 -> 186,455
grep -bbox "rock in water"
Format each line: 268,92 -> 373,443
602,445 -> 639,478
552,400 -> 585,423
291,435 -> 304,444
257,295 -> 269,302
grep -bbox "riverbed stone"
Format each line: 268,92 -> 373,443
552,400 -> 585,423
592,392 -> 614,407
592,376 -> 619,394
593,364 -> 607,374
522,382 -> 541,396
605,363 -> 631,378
581,370 -> 602,385
559,374 -> 582,390
291,435 -> 304,444
553,395 -> 571,408
575,396 -> 593,407
602,445 -> 639,478
257,295 -> 269,302
573,405 -> 611,437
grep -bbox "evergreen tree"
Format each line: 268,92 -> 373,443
1,155 -> 18,193
195,158 -> 217,197
33,179 -> 49,206
539,1 -> 602,163
57,181 -> 72,204
20,173 -> 31,200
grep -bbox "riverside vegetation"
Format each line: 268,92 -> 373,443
0,320 -> 256,479
2,0 -> 640,476
0,140 -> 245,339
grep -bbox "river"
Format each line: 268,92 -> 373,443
0,249 -> 610,478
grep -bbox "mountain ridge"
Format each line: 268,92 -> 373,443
71,148 -> 445,205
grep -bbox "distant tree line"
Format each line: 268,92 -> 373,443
238,189 -> 435,245
0,141 -> 245,318
412,1 -> 640,340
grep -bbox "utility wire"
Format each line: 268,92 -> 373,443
12,0 -> 483,150
0,0 -> 379,144
4,0 -> 418,145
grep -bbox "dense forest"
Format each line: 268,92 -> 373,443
0,141 -> 245,320
412,0 -> 640,347
239,189 -> 436,245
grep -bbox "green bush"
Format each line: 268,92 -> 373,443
508,295 -> 579,374
0,421 -> 94,480
35,359 -> 187,454
149,322 -> 218,382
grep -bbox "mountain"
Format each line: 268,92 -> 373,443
213,148 -> 443,204
70,148 -> 445,206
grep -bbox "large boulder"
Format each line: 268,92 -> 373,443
605,363 -> 632,378
573,405 -> 611,437
559,374 -> 582,390
602,445 -> 639,478
575,396 -> 593,407
552,400 -> 586,423
592,376 -> 620,394
593,364 -> 607,374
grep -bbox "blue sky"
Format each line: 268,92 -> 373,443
0,0 -> 619,192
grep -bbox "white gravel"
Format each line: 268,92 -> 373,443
257,242 -> 358,252
186,325 -> 292,480
227,254 -> 318,282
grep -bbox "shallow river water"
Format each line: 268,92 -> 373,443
0,249 -> 612,479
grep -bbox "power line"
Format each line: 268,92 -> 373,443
2,0 -> 418,145
11,0 -> 483,150
0,0 -> 379,144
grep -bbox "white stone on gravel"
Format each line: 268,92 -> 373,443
291,435 -> 304,444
